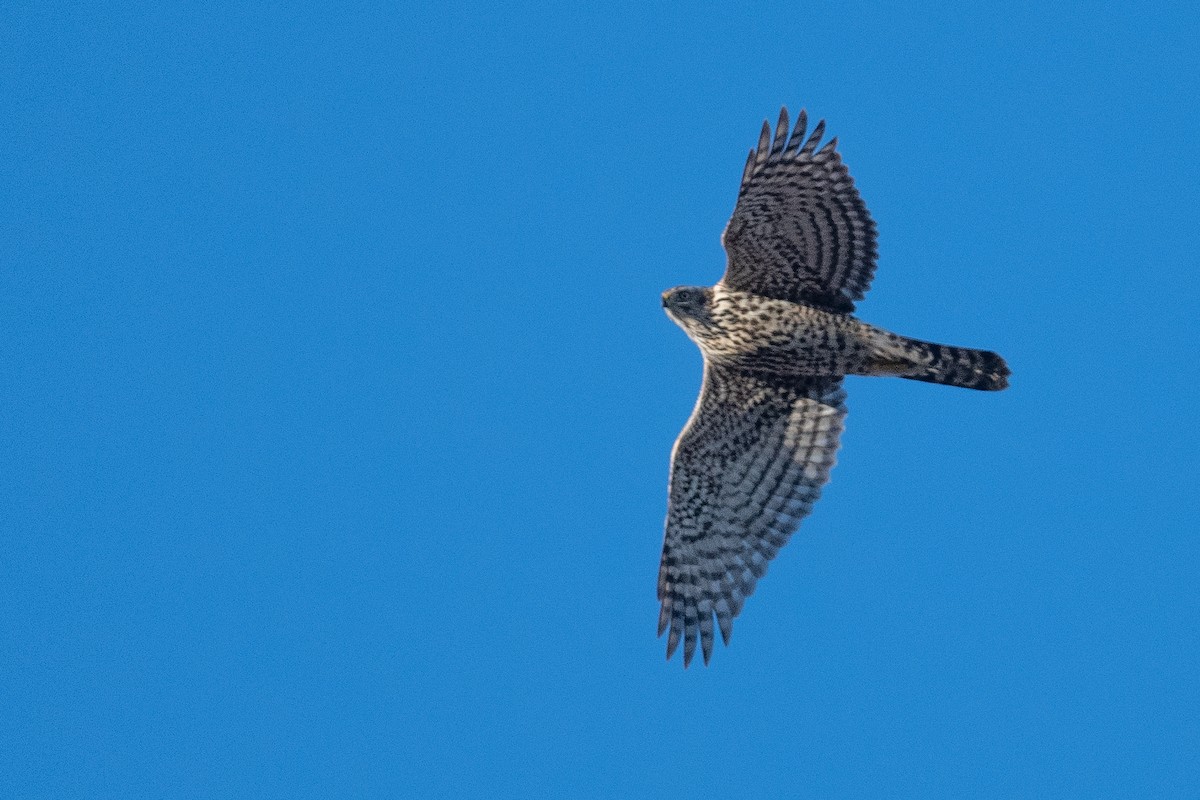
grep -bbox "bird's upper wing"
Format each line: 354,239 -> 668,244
658,364 -> 846,666
721,107 -> 878,313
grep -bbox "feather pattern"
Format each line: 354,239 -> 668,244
720,107 -> 878,313
657,364 -> 846,666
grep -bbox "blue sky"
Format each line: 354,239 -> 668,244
3,1 -> 1198,797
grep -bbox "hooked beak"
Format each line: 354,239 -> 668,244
661,291 -> 670,308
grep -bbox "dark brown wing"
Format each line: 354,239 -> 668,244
658,364 -> 846,667
721,107 -> 878,313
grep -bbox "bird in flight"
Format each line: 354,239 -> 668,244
659,107 -> 1009,667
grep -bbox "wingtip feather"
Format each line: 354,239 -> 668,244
755,120 -> 771,164
718,613 -> 734,646
740,148 -> 756,187
772,107 -> 789,154
800,119 -> 826,155
665,624 -> 681,661
785,108 -> 809,155
699,611 -> 715,665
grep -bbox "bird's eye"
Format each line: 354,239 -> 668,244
678,290 -> 695,304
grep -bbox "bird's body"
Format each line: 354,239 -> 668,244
666,284 -> 1009,388
667,285 -> 871,375
658,108 -> 1009,667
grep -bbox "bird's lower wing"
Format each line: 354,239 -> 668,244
658,364 -> 846,666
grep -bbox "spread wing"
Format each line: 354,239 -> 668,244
721,107 -> 878,313
658,364 -> 846,667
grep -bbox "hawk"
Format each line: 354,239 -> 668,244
659,107 -> 1009,667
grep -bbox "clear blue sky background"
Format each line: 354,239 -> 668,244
3,2 -> 1198,798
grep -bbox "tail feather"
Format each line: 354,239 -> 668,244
904,341 -> 1010,391
873,334 -> 1010,391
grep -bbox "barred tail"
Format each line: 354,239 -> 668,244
868,330 -> 1010,391
901,340 -> 1010,391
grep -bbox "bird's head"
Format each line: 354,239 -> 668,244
662,286 -> 714,327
